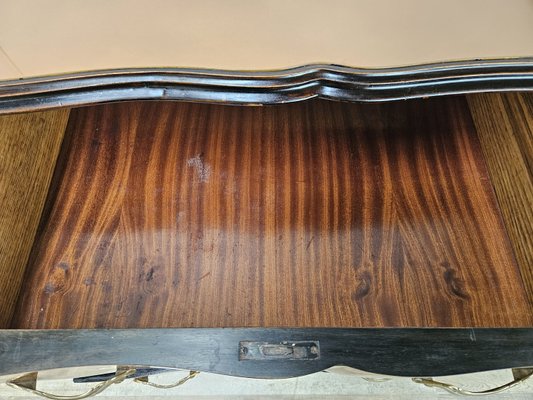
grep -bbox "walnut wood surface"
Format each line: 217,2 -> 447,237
12,98 -> 532,329
0,109 -> 69,328
468,93 -> 533,307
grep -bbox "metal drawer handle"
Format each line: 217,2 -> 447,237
6,368 -> 136,400
413,368 -> 533,396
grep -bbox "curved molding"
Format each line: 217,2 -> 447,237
1,58 -> 533,112
1,328 -> 533,378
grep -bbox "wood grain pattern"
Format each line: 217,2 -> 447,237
467,92 -> 533,307
12,98 -> 532,329
0,109 -> 69,328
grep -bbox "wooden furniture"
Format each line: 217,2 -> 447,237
1,94 -> 532,385
0,1 -> 533,397
8,97 -> 533,330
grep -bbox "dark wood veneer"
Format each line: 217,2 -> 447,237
12,97 -> 531,329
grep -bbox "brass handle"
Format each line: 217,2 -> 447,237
413,368 -> 533,396
6,368 -> 136,400
133,370 -> 199,389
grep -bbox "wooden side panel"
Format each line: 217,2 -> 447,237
468,93 -> 533,306
12,98 -> 532,329
0,109 -> 69,327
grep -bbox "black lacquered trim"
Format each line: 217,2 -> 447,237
1,328 -> 532,378
1,58 -> 533,112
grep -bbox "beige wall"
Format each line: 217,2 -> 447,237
0,0 -> 533,80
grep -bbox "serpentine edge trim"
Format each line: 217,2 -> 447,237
1,58 -> 533,113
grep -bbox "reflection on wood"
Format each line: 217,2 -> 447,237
468,92 -> 533,307
0,109 -> 69,328
12,98 -> 531,329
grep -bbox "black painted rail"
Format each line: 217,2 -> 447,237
1,328 -> 532,378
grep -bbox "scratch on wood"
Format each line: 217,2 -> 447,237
198,272 -> 211,282
187,154 -> 211,183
